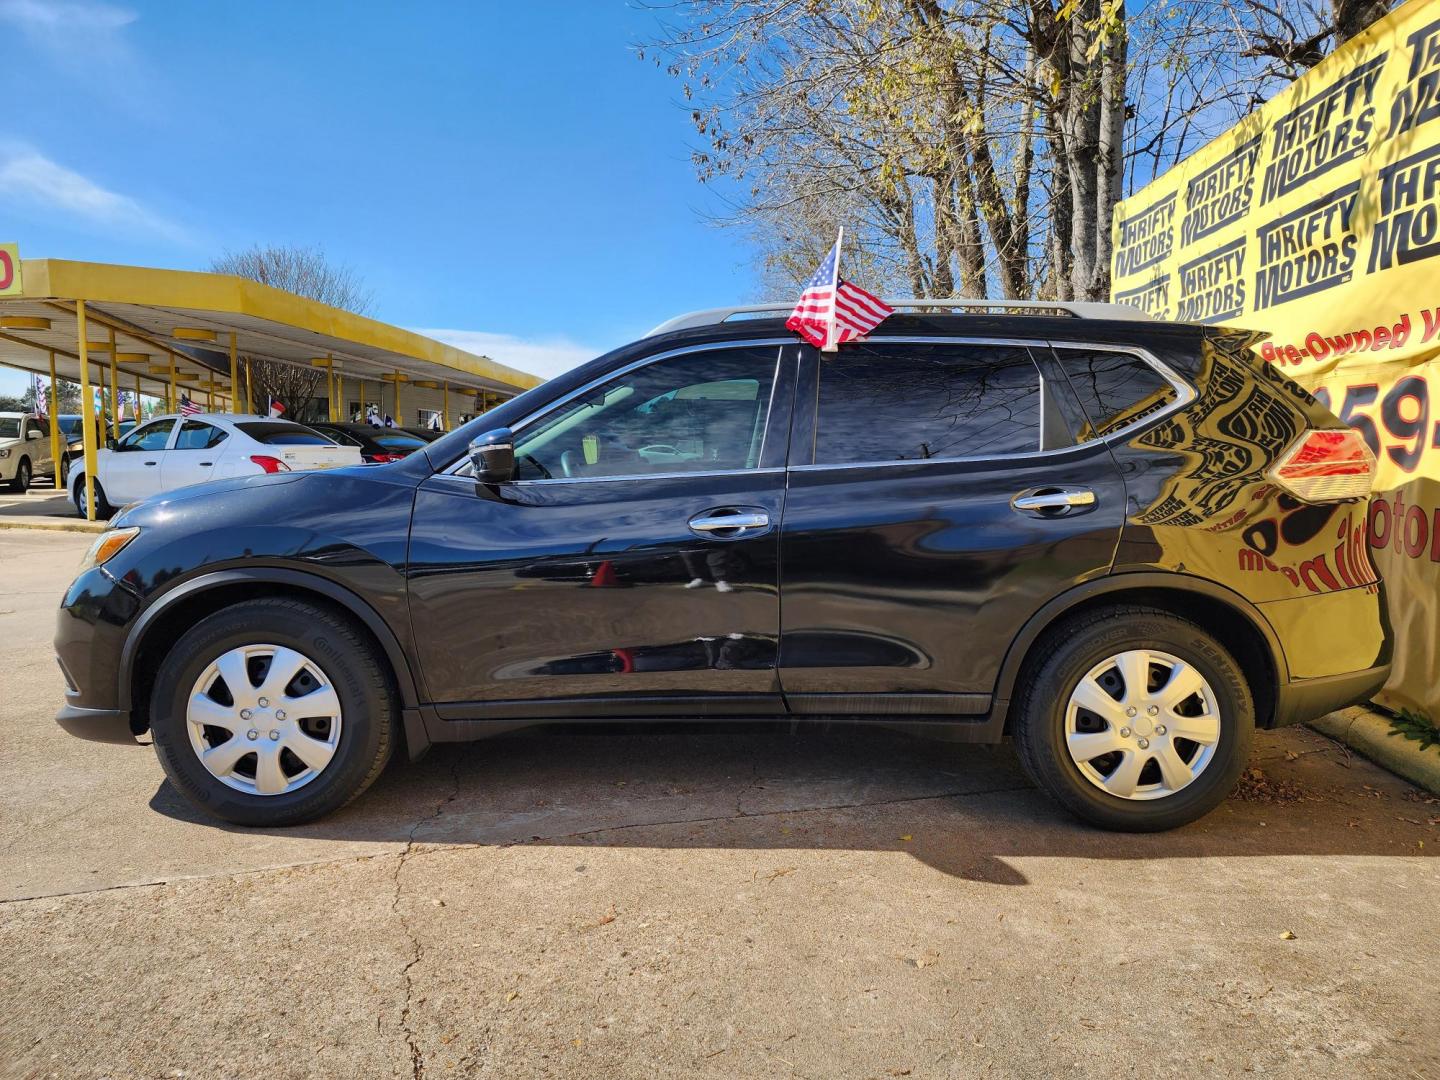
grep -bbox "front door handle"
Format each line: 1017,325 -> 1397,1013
143,460 -> 158,467
688,508 -> 770,537
1011,487 -> 1096,515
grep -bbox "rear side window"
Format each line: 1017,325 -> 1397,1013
235,422 -> 334,446
372,433 -> 426,451
175,421 -> 228,450
1057,349 -> 1178,441
814,344 -> 1043,464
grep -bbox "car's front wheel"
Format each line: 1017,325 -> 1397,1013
149,598 -> 398,826
70,476 -> 114,519
8,457 -> 30,492
1012,605 -> 1253,832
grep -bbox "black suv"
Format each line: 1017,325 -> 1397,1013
54,303 -> 1390,831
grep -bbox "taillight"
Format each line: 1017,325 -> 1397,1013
249,454 -> 291,474
1267,429 -> 1374,502
368,452 -> 406,463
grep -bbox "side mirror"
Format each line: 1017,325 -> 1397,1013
468,427 -> 515,483
104,436 -> 118,450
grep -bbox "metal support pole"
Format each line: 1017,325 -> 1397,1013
168,353 -> 177,412
443,382 -> 449,430
48,350 -> 62,490
76,301 -> 97,520
335,373 -> 344,421
393,371 -> 401,424
245,360 -> 252,414
107,326 -> 119,437
134,371 -> 142,418
229,332 -> 239,414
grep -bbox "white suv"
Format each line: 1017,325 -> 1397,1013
0,413 -> 55,493
68,413 -> 363,517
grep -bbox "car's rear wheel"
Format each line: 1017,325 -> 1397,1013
1012,605 -> 1253,832
149,598 -> 397,826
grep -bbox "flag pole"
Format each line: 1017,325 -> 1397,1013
822,226 -> 843,353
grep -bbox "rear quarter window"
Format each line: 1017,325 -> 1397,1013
1056,349 -> 1179,440
236,422 -> 335,446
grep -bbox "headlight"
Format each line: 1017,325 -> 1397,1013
0,448 -> 11,458
77,527 -> 141,573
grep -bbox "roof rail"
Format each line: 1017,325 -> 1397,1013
646,298 -> 1153,337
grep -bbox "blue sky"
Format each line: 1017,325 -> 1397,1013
0,0 -> 757,395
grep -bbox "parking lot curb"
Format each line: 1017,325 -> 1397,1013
1309,705 -> 1440,795
0,519 -> 106,535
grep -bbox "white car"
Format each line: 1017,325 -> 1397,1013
0,412 -> 55,493
68,412 -> 363,517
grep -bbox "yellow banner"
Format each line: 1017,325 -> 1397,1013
1111,0 -> 1440,719
0,244 -> 20,296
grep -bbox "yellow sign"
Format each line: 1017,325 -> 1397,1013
1111,0 -> 1440,719
0,244 -> 20,296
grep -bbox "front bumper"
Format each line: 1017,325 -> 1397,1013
54,564 -> 143,743
55,703 -> 138,744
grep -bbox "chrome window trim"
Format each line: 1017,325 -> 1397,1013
443,338 -> 793,480
793,335 -> 1193,473
430,466 -> 786,488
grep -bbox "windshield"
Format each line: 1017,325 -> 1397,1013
0,418 -> 20,439
58,417 -> 82,436
236,422 -> 336,446
372,433 -> 426,451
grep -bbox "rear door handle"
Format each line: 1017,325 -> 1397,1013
1011,487 -> 1096,515
688,508 -> 770,537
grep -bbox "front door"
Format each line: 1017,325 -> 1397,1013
103,417 -> 176,503
407,341 -> 796,717
777,339 -> 1128,716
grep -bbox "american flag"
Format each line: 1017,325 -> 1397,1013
785,231 -> 894,350
179,394 -> 201,416
32,374 -> 48,416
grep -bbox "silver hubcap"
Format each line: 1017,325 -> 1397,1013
186,644 -> 342,796
1064,649 -> 1221,801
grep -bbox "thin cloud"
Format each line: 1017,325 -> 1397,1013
417,328 -> 599,381
0,142 -> 190,244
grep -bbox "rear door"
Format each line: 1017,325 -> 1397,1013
162,419 -> 229,491
776,338 -> 1127,717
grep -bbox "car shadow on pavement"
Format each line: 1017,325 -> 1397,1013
146,724 -> 1438,886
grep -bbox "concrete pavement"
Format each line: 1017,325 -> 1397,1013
2,530 -> 1436,1079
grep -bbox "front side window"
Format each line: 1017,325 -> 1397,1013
511,347 -> 779,481
1057,349 -> 1178,440
0,417 -> 19,439
815,344 -> 1043,465
175,420 -> 228,451
118,419 -> 176,452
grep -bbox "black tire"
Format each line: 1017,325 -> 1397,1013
9,457 -> 30,492
71,476 -> 114,519
1012,605 -> 1253,832
149,598 -> 398,826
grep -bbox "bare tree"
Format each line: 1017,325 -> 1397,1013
210,245 -> 373,420
643,0 -> 1394,303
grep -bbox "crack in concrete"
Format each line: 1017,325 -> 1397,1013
391,758 -> 462,1080
504,781 -> 1034,849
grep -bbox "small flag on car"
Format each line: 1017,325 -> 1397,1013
785,228 -> 894,352
179,394 -> 201,416
268,397 -> 286,418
